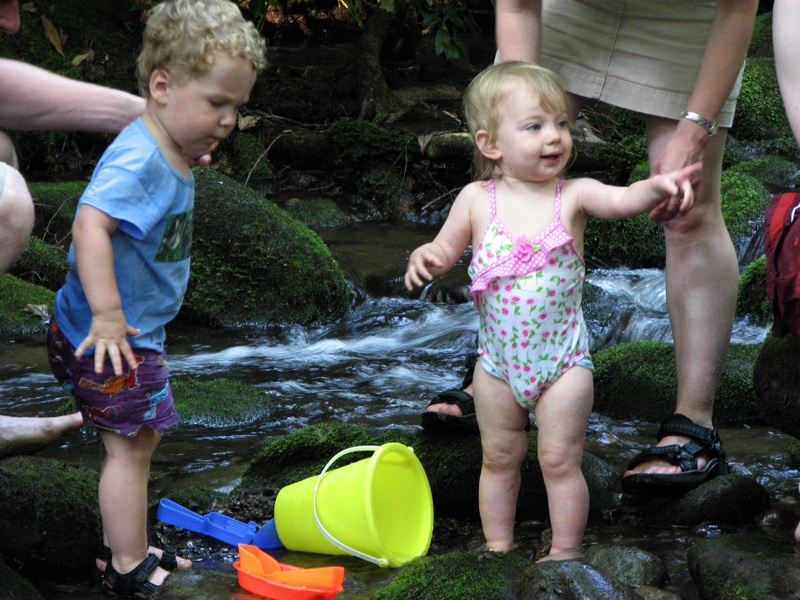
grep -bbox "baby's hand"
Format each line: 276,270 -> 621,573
649,162 -> 702,223
404,244 -> 444,291
74,309 -> 141,375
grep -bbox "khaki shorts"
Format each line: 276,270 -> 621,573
541,0 -> 742,126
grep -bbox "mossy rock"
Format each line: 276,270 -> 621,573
283,197 -> 352,230
0,275 -> 54,335
183,168 -> 352,327
593,341 -> 761,425
585,213 -> 665,269
788,438 -> 800,469
232,133 -> 275,194
240,422 -> 617,523
328,118 -> 417,169
721,169 -> 771,254
26,180 -> 86,244
0,558 -> 44,600
355,166 -> 414,221
737,255 -> 769,320
0,456 -> 100,579
731,56 -> 790,142
371,550 -> 530,600
10,236 -> 69,293
571,135 -> 648,187
171,378 -> 278,427
753,334 -> 800,438
726,157 -> 800,192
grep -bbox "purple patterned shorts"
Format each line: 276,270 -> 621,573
46,319 -> 180,436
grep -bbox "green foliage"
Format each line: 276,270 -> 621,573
727,157 -> 800,191
422,0 -> 480,60
747,11 -> 773,58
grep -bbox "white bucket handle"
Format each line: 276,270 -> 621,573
313,444 -> 407,568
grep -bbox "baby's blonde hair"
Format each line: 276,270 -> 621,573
463,61 -> 569,180
137,0 -> 267,98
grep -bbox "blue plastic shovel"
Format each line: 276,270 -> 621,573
157,498 -> 283,548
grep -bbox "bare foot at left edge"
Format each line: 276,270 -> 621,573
0,412 -> 83,458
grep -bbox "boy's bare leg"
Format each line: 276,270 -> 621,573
0,412 -> 83,458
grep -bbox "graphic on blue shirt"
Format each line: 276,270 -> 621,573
156,210 -> 193,262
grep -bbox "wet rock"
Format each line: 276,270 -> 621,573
0,456 -> 100,579
517,559 -> 641,599
687,532 -> 800,600
0,556 -> 45,600
637,474 -> 770,528
171,377 -> 278,427
584,544 -> 668,588
0,275 -> 55,335
753,333 -> 800,439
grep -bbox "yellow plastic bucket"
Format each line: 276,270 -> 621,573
273,443 -> 433,568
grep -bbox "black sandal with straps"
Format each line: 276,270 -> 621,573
621,413 -> 728,496
98,536 -> 180,574
102,553 -> 165,598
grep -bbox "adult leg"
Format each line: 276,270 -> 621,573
625,118 -> 735,478
473,362 -> 529,551
0,161 -> 33,275
0,413 -> 83,458
99,428 -> 173,588
534,366 -> 593,561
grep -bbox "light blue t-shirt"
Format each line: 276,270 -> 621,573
54,118 -> 194,353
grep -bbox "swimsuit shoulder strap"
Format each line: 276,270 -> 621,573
488,179 -> 497,219
553,178 -> 565,222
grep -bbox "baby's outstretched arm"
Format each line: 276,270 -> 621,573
577,162 -> 701,222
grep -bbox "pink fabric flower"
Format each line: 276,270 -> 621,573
512,235 -> 535,262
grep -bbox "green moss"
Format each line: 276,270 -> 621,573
726,157 -> 800,192
371,550 -> 528,600
788,438 -> 800,469
328,119 -> 416,168
11,236 -> 69,292
585,213 -> 665,269
593,341 -> 760,424
0,275 -> 55,335
747,11 -> 773,58
731,57 -> 790,141
27,180 -> 86,244
183,168 -> 352,327
720,169 -> 770,251
737,255 -> 769,321
232,133 -> 275,193
171,378 -> 277,426
283,197 -> 351,230
356,166 -> 414,220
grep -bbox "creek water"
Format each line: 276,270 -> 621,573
2,221 -> 798,599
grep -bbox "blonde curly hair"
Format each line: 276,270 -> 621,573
463,61 -> 570,180
137,0 -> 267,98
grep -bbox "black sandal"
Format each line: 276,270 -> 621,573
621,413 -> 728,496
98,537 -> 180,573
102,553 -> 165,598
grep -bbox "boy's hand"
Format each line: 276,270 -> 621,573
74,309 -> 141,375
648,162 -> 702,223
404,244 -> 444,290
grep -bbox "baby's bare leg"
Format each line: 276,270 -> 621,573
0,412 -> 83,458
473,363 -> 529,551
534,366 -> 593,561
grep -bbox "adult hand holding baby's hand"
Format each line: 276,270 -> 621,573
648,162 -> 702,223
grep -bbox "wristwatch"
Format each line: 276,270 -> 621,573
680,110 -> 718,137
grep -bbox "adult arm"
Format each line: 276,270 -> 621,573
773,0 -> 800,144
495,0 -> 541,63
652,0 -> 758,174
0,59 -> 144,133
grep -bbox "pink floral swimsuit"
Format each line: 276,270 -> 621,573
468,179 -> 592,408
